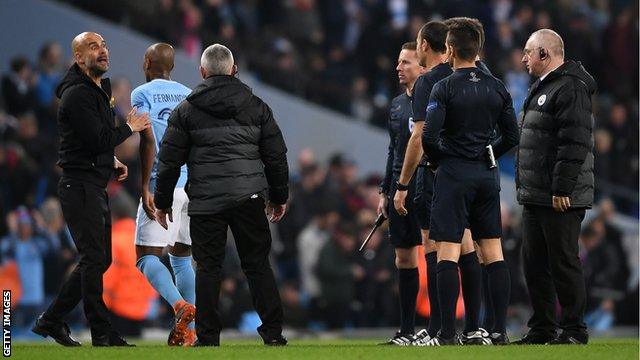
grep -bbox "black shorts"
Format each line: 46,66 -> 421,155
387,180 -> 422,249
413,166 -> 434,230
429,159 -> 502,243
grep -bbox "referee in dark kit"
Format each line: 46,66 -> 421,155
377,41 -> 423,345
32,32 -> 150,347
420,20 -> 519,346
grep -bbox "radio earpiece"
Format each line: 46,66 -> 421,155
539,48 -> 547,60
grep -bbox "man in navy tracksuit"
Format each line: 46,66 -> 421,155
421,20 -> 519,346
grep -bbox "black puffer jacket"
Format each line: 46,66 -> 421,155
154,75 -> 289,215
516,61 -> 596,208
56,63 -> 133,187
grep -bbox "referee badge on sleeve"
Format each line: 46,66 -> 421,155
426,101 -> 438,112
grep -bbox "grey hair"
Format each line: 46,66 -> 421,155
529,29 -> 565,58
200,44 -> 234,75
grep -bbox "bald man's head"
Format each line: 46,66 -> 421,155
522,29 -> 565,77
71,32 -> 109,78
528,29 -> 564,58
143,43 -> 175,81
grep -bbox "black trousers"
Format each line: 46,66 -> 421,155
44,177 -> 114,337
190,197 -> 283,345
522,205 -> 587,336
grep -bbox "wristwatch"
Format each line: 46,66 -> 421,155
395,180 -> 409,191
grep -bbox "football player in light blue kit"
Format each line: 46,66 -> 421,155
131,43 -> 196,346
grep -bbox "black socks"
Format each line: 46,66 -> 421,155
436,260 -> 459,339
481,264 -> 495,330
459,252 -> 482,333
398,267 -> 419,334
486,261 -> 510,334
425,252 -> 440,337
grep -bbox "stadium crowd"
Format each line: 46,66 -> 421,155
0,0 -> 637,338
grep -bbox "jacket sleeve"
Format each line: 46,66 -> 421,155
154,107 -> 190,210
258,101 -> 289,204
62,85 -> 132,153
551,81 -> 593,196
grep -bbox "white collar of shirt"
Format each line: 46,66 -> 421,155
539,64 -> 562,82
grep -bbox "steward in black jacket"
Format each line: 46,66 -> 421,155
56,63 -> 134,187
516,29 -> 596,346
516,60 -> 596,208
154,75 -> 289,214
153,43 -> 289,346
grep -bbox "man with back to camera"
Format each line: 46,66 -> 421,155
377,41 -> 424,345
32,32 -> 150,347
514,29 -> 596,345
153,44 -> 289,347
442,16 -> 503,345
393,20 -> 487,345
421,20 -> 519,346
130,43 -> 197,347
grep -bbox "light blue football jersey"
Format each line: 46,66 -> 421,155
130,79 -> 191,192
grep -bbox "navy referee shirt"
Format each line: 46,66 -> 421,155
382,93 -> 414,191
422,67 -> 519,161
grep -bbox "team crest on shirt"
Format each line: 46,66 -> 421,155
469,72 -> 480,82
537,94 -> 547,106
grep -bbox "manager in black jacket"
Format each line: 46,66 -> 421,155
154,44 -> 289,347
32,32 -> 150,347
515,29 -> 596,345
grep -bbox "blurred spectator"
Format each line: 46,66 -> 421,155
103,191 -> 158,337
38,197 -> 77,301
580,219 -> 626,331
297,198 -> 339,315
353,210 -> 396,327
504,48 -> 528,115
602,7 -> 638,99
280,281 -> 309,329
1,57 -> 37,117
0,207 -> 50,334
179,1 -> 204,58
605,103 -> 638,190
35,42 -> 64,109
316,222 -> 362,329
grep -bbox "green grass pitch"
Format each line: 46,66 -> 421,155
11,338 -> 639,359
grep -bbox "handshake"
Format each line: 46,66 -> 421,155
126,107 -> 151,132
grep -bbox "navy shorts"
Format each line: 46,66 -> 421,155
413,166 -> 434,230
387,180 -> 422,249
429,159 -> 502,243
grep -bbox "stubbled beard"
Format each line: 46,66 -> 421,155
87,60 -> 108,77
89,66 -> 107,77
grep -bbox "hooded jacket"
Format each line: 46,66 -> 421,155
56,63 -> 132,187
154,75 -> 289,215
516,60 -> 596,208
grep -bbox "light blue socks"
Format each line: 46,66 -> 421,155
169,254 -> 196,330
137,255 -> 183,307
